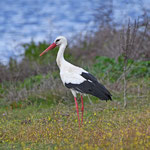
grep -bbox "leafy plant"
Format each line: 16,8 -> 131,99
92,56 -> 150,82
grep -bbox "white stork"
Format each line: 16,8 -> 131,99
40,36 -> 112,127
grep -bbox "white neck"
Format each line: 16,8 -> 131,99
56,43 -> 67,68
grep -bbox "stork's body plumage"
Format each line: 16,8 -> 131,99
40,36 -> 112,127
60,60 -> 111,100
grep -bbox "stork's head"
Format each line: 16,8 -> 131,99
40,36 -> 67,56
54,36 -> 67,46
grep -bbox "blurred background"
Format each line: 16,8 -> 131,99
0,0 -> 149,107
0,0 -> 150,64
0,0 -> 150,102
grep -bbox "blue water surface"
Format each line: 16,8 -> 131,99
0,0 -> 149,64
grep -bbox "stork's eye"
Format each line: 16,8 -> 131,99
56,39 -> 60,42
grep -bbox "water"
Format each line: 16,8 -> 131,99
0,0 -> 149,64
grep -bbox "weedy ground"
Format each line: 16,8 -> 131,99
0,44 -> 150,150
0,86 -> 150,150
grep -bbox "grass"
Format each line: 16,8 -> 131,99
0,55 -> 150,149
0,93 -> 150,150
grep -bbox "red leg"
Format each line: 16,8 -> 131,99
81,95 -> 84,125
74,97 -> 80,127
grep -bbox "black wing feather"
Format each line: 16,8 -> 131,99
65,72 -> 112,101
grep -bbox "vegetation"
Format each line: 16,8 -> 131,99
0,51 -> 149,149
0,7 -> 150,149
0,97 -> 150,150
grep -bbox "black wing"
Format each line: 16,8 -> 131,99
65,72 -> 112,101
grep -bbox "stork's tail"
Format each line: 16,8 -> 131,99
92,82 -> 112,101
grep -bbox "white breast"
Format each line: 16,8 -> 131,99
59,61 -> 87,85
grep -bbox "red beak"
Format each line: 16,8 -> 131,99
39,43 -> 57,56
